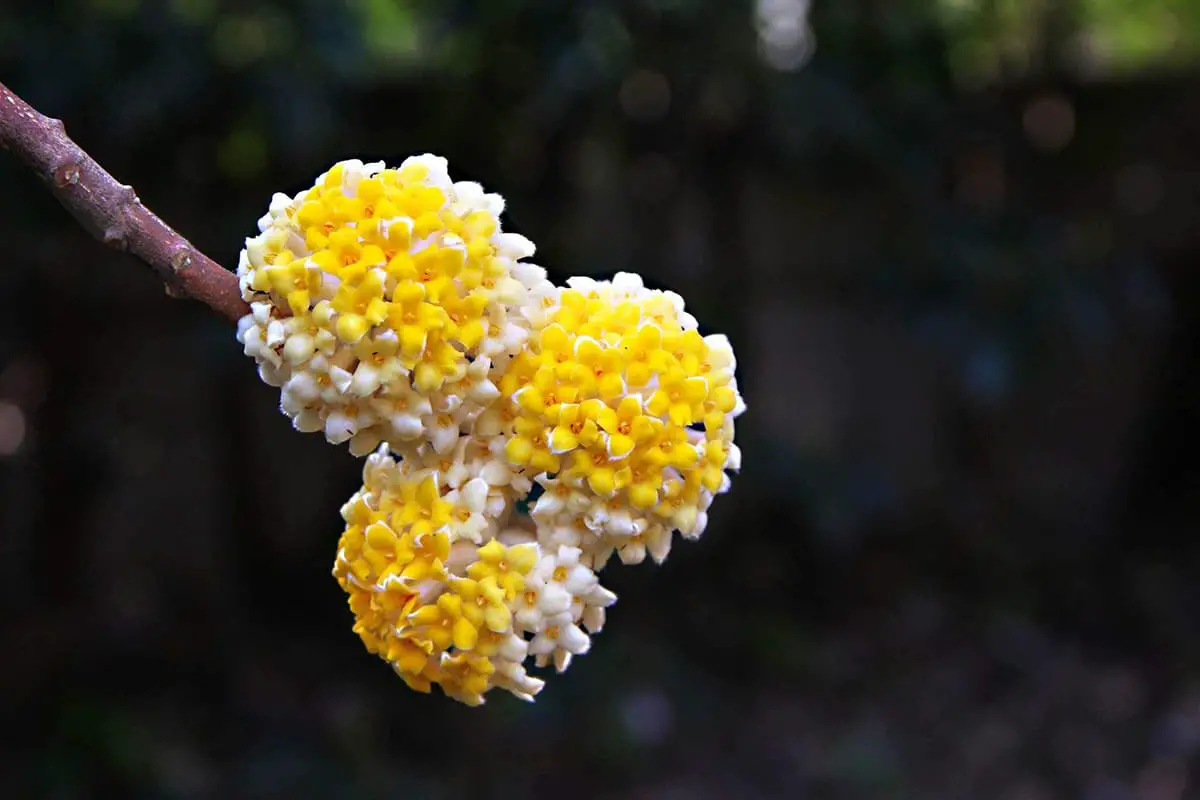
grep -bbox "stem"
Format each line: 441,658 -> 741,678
0,81 -> 248,323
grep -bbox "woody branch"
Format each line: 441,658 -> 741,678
0,81 -> 247,323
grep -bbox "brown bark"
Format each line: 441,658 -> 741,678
0,81 -> 248,323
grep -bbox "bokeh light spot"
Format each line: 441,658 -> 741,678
1023,94 -> 1076,152
0,401 -> 27,456
619,69 -> 671,122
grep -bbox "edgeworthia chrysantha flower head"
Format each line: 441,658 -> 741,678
236,155 -> 546,458
237,157 -> 744,705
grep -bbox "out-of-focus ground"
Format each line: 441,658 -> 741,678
3,1 -> 1200,797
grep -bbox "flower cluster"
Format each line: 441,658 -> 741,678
235,155 -> 544,457
495,274 -> 744,569
238,158 -> 744,705
333,450 -> 616,704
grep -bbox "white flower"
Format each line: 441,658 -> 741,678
520,280 -> 560,328
293,409 -> 323,433
602,506 -> 643,538
422,409 -> 461,455
580,603 -> 609,635
492,660 -> 544,702
479,317 -> 529,360
610,271 -> 645,299
531,477 -> 596,521
282,330 -> 318,366
472,402 -> 509,438
564,275 -> 602,294
703,333 -> 737,378
487,632 -> 544,702
429,434 -> 529,499
530,611 -> 591,673
349,428 -> 384,457
350,334 -> 405,396
266,191 -> 293,218
445,477 -> 491,543
616,522 -> 674,565
726,442 -> 742,472
324,406 -> 361,444
513,569 -> 571,633
376,387 -> 432,443
452,356 -> 501,406
496,233 -> 537,261
400,153 -> 451,190
236,320 -> 280,368
362,445 -> 396,493
449,180 -> 495,216
258,361 -> 286,388
537,545 -> 598,596
572,580 -> 617,634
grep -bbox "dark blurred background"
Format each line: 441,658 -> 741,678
3,1 -> 1200,797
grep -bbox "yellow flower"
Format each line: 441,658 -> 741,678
450,575 -> 513,634
597,395 -> 659,459
333,470 -> 464,689
654,473 -> 706,535
624,456 -> 666,510
547,400 -> 605,453
643,426 -> 701,472
520,365 -> 581,416
385,281 -> 447,359
434,652 -> 496,707
621,323 -> 667,388
702,383 -> 740,433
467,539 -> 539,600
536,323 -> 575,373
663,328 -> 707,374
413,330 -> 467,393
497,350 -> 540,398
407,591 -> 479,651
573,336 -> 626,400
331,268 -> 388,344
552,287 -> 602,332
564,448 -> 628,498
440,289 -> 489,351
504,416 -> 561,474
646,365 -> 709,427
263,256 -> 323,316
387,636 -> 437,691
389,474 -> 453,538
697,439 -> 731,493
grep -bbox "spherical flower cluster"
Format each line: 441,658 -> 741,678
235,156 -> 545,456
496,273 -> 744,568
333,448 -> 615,704
238,158 -> 744,705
